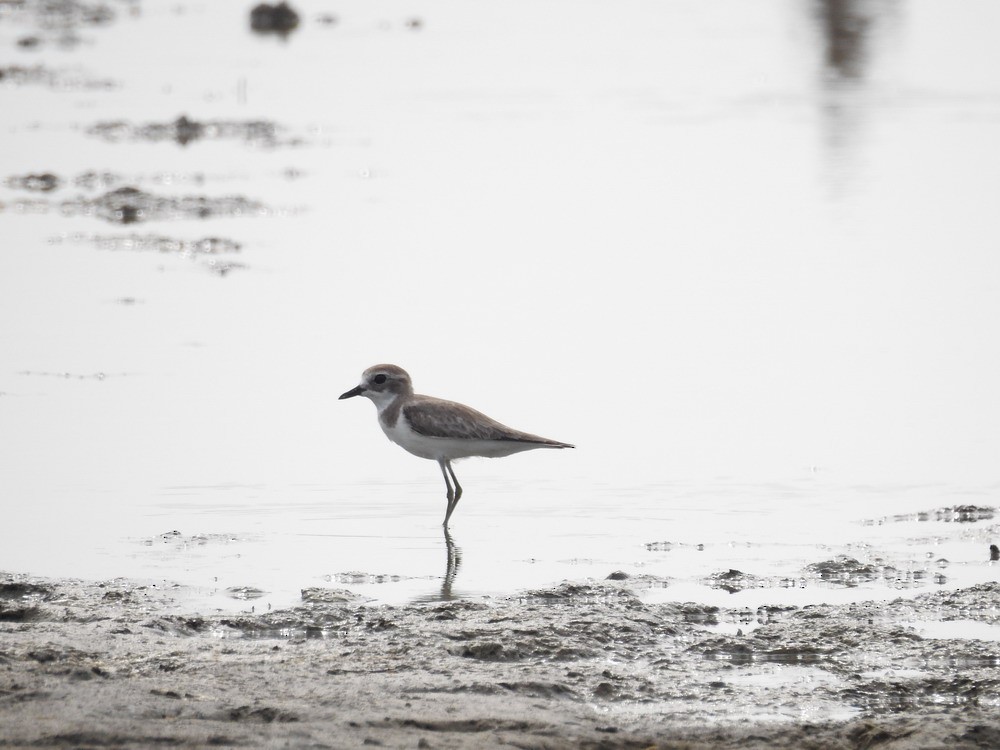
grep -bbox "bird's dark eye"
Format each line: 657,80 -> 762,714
373,374 -> 387,385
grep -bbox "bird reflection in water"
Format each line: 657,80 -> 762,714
440,527 -> 463,600
410,528 -> 463,603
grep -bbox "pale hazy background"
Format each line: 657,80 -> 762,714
1,0 -> 999,608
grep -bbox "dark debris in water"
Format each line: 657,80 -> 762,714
866,505 -> 996,526
87,115 -> 291,148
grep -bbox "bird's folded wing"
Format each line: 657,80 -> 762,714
404,399 -> 545,443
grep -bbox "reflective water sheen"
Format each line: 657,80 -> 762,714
1,0 -> 999,612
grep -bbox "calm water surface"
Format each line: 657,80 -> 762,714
1,0 -> 999,611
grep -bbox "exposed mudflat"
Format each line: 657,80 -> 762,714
2,572 -> 999,749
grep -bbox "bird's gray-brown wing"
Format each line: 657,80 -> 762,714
403,397 -> 569,446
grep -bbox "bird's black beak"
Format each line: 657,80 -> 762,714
339,385 -> 365,400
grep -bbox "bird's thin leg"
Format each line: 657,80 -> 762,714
441,460 -> 463,527
439,459 -> 455,526
447,461 -> 463,503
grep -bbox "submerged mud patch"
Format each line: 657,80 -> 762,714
9,186 -> 272,227
2,0 -> 125,46
49,232 -> 246,275
60,186 -> 267,224
4,172 -> 61,192
51,232 -> 241,255
142,530 -> 253,549
329,572 -> 410,585
87,115 -> 293,148
805,555 -> 882,586
7,168 -> 285,194
0,63 -> 117,89
49,233 -> 248,278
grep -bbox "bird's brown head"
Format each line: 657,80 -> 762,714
339,364 -> 414,405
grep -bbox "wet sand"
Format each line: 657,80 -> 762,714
2,571 -> 999,748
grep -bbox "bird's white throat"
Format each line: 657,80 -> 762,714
365,389 -> 401,415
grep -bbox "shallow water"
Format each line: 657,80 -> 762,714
2,0 -> 1000,613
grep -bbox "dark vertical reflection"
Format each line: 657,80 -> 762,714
441,527 -> 462,600
411,528 -> 462,603
810,0 -> 898,188
815,0 -> 875,81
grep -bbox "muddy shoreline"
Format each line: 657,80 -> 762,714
2,572 -> 999,749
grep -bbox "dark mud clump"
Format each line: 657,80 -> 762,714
87,115 -> 287,148
805,554 -> 882,586
3,572 -> 1000,749
300,587 -> 360,604
517,581 -> 641,605
708,568 -> 764,593
0,579 -> 55,623
250,2 -> 301,35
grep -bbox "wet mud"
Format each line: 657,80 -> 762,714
2,571 -> 999,749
